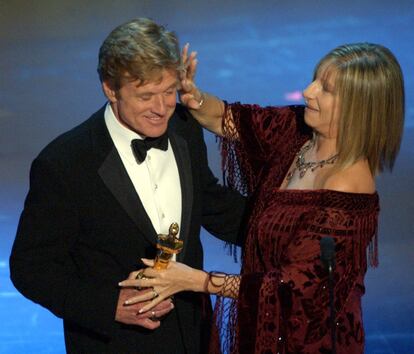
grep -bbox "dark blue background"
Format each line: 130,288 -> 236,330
1,1 -> 413,352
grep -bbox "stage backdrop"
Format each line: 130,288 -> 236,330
0,1 -> 413,353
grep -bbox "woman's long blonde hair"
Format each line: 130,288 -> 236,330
314,43 -> 405,175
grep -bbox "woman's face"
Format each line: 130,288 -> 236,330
303,67 -> 341,138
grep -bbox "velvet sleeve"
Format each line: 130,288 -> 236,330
221,104 -> 310,195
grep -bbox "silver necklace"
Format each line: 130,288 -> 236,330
286,138 -> 338,181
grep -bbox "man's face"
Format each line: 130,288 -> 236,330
103,69 -> 178,137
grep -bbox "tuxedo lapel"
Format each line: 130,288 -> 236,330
92,106 -> 194,253
98,148 -> 158,245
169,132 -> 193,262
90,109 -> 158,246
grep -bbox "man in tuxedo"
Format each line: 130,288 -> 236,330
9,18 -> 245,353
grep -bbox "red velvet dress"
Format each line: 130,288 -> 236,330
213,104 -> 379,354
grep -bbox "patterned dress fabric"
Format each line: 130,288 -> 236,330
213,103 -> 379,354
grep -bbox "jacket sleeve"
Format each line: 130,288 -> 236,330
9,156 -> 119,337
200,157 -> 247,246
184,110 -> 247,247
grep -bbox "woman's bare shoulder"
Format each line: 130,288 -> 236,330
323,160 -> 375,194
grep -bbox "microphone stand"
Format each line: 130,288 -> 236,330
327,259 -> 336,354
320,237 -> 336,354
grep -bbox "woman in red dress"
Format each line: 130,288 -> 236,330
120,43 -> 404,354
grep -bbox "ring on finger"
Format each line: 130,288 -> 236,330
135,270 -> 146,280
152,289 -> 159,299
135,270 -> 147,290
150,310 -> 157,321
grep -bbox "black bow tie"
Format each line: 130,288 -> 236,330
131,133 -> 169,163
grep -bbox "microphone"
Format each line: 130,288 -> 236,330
320,237 -> 336,271
320,237 -> 336,354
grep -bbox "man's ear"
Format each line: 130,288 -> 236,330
102,81 -> 117,103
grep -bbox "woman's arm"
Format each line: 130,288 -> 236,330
118,259 -> 240,313
179,43 -> 236,137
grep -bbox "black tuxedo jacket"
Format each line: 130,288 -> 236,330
10,104 -> 245,353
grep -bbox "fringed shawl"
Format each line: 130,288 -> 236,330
212,103 -> 379,354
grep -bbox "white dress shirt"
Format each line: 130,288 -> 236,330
104,103 -> 182,238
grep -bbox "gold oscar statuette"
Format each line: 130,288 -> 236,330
153,222 -> 183,270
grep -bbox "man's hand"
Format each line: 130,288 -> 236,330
115,272 -> 174,330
